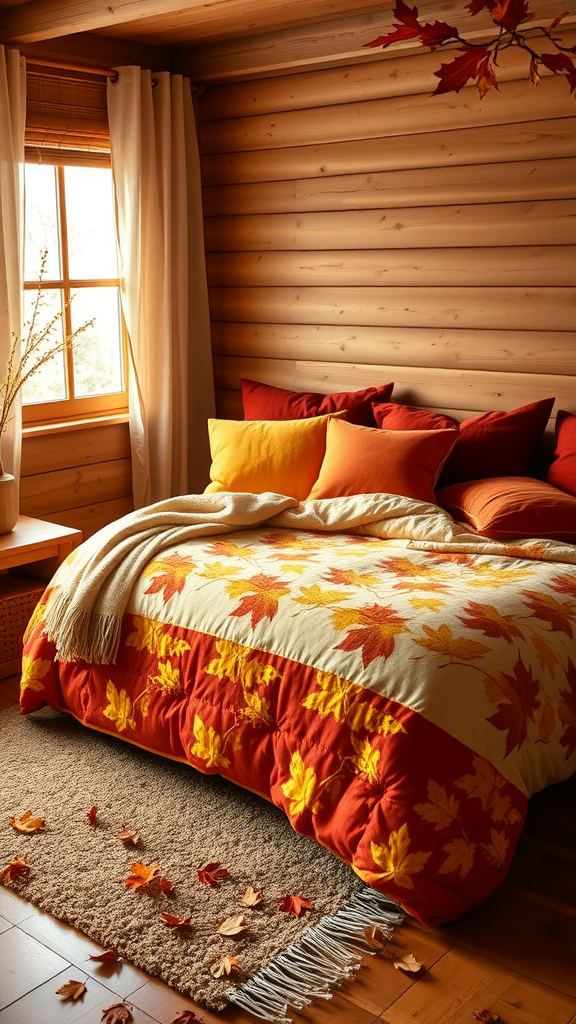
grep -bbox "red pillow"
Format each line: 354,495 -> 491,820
546,410 -> 576,498
437,476 -> 576,543
308,419 -> 458,503
372,401 -> 460,432
438,398 -> 555,487
241,379 -> 394,427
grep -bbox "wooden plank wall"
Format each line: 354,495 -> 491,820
20,421 -> 133,539
198,37 -> 576,427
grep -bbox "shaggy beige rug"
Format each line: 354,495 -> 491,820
0,707 -> 402,1021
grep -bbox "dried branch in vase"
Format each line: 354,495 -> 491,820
365,0 -> 576,97
0,251 -> 93,474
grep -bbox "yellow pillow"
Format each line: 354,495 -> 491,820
205,412 -> 345,501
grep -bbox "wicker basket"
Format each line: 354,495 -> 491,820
0,573 -> 45,665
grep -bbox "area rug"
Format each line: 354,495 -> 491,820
0,707 -> 402,1021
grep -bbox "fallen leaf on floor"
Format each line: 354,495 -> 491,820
393,953 -> 424,974
279,894 -> 313,917
161,912 -> 192,929
472,1012 -> 500,1023
197,861 -> 230,886
210,954 -> 240,977
10,810 -> 45,833
101,1002 -> 134,1023
125,862 -> 161,890
0,855 -> 31,883
158,875 -> 174,894
117,826 -> 140,845
216,913 -> 247,937
170,1011 -> 201,1023
363,925 -> 389,952
238,885 -> 263,906
86,805 -> 98,824
56,979 -> 87,1001
88,949 -> 122,962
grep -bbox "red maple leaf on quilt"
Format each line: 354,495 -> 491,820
228,573 -> 290,627
333,604 -> 410,667
521,590 -> 575,638
143,553 -> 197,602
486,657 -> 541,756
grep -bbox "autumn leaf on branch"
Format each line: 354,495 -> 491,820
0,855 -> 31,883
365,0 -> 576,97
117,826 -> 140,845
161,913 -> 192,929
88,949 -> 122,962
101,1003 -> 134,1024
10,810 -> 46,833
279,894 -> 313,917
86,805 -> 98,825
238,885 -> 263,906
197,861 -> 230,887
216,914 -> 248,937
210,954 -> 240,977
56,979 -> 87,1001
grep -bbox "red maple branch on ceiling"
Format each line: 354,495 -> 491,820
365,0 -> 576,97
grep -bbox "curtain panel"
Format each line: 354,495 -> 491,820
107,67 -> 215,508
0,46 -> 25,481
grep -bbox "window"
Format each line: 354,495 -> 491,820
23,161 -> 127,426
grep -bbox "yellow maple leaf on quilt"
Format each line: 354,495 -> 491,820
150,660 -> 182,694
242,689 -> 272,725
409,596 -> 446,613
413,623 -> 491,661
438,837 -> 475,879
20,656 -> 51,693
531,632 -> 559,677
103,680 -> 136,733
207,637 -> 281,690
207,539 -> 255,559
414,779 -> 461,831
197,560 -> 241,580
281,750 -> 323,816
324,567 -> 381,589
464,563 -> 535,588
369,823 -> 431,889
294,584 -> 349,607
303,670 -> 405,737
126,615 -> 191,658
455,755 -> 521,825
191,714 -> 230,769
349,735 -> 380,783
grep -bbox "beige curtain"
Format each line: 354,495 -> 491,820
0,46 -> 25,479
107,67 -> 215,508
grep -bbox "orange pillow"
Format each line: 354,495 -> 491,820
205,413 -> 344,502
308,419 -> 458,503
437,476 -> 576,543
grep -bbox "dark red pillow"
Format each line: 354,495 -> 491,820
437,476 -> 576,543
241,379 -> 394,428
438,398 -> 555,487
372,401 -> 460,432
546,410 -> 576,498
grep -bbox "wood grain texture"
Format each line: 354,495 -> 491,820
19,458 -> 132,518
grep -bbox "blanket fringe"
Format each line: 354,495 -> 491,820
44,592 -> 122,664
227,887 -> 404,1024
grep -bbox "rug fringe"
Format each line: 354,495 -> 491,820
228,887 -> 404,1023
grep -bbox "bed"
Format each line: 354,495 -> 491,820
19,386 -> 576,928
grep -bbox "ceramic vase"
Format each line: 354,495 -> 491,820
0,472 -> 18,534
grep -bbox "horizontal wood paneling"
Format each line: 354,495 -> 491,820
214,356 -> 576,415
201,118 -> 576,186
200,77 -> 574,154
21,422 -> 131,476
210,323 -> 576,375
46,497 -> 134,538
205,200 -> 576,251
20,458 -> 133,518
206,247 -> 576,288
209,285 -> 576,332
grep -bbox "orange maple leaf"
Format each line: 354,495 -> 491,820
0,855 -> 31,883
160,913 -> 191,928
124,863 -> 161,890
143,553 -> 197,602
197,862 -> 230,887
522,590 -> 575,637
56,979 -> 87,1001
413,623 -> 490,661
10,810 -> 46,833
279,894 -> 313,917
457,602 -> 524,644
88,949 -> 122,962
550,574 -> 576,599
227,573 -> 290,627
486,657 -> 541,756
333,603 -> 410,667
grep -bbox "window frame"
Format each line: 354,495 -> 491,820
22,159 -> 129,428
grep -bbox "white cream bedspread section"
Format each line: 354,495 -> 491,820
46,491 -> 576,799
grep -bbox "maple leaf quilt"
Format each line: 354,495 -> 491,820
20,493 -> 576,925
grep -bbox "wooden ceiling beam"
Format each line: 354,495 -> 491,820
0,0 -> 209,43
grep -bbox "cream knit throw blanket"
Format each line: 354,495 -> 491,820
43,491 -> 298,666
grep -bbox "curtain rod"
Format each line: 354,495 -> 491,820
25,57 -> 203,92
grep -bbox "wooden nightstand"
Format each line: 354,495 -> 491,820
0,516 -> 82,678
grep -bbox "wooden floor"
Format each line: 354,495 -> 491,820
1,674 -> 575,1024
